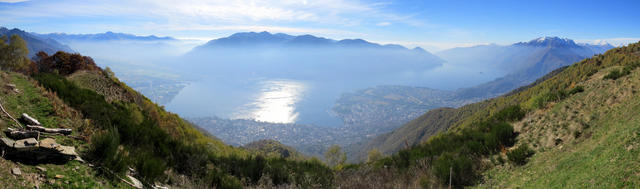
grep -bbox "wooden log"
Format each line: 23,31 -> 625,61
26,125 -> 71,135
21,113 -> 41,126
4,128 -> 39,140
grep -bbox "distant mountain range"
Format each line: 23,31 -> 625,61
197,31 -> 422,51
452,36 -> 611,99
184,31 -> 443,80
33,31 -> 175,43
0,27 -> 74,58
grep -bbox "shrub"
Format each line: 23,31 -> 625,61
135,153 -> 167,183
604,69 -> 623,80
568,85 -> 585,95
527,90 -> 568,109
507,144 -> 534,165
432,153 -> 475,186
88,127 -> 128,177
493,105 -> 526,122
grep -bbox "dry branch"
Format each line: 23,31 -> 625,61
0,98 -> 22,128
26,125 -> 72,135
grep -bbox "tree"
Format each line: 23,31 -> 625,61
324,145 -> 346,168
367,148 -> 383,163
0,34 -> 29,71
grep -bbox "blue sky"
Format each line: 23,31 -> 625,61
1,0 -> 639,51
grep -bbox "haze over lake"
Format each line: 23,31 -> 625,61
164,63 -> 504,126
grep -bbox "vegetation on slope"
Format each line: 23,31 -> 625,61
33,52 -> 334,188
477,54 -> 640,188
339,42 -> 640,188
243,139 -> 306,160
2,34 -> 334,188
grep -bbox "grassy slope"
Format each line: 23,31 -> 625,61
0,72 -> 127,188
66,70 -> 244,157
344,42 -> 640,188
477,65 -> 640,188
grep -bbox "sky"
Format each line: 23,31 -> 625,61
1,0 -> 639,52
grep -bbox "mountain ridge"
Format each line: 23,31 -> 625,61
0,27 -> 74,58
33,31 -> 175,43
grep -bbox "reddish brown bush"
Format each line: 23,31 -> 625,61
35,51 -> 100,75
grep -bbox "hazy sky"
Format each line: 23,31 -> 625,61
1,0 -> 639,51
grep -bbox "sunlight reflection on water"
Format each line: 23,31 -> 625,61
233,80 -> 306,124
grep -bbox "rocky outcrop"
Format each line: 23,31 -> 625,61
0,137 -> 80,164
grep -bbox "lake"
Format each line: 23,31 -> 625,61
163,62 -> 505,127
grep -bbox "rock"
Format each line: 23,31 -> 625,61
153,184 -> 170,189
21,113 -> 41,126
5,84 -> 19,93
54,175 -> 64,179
14,138 -> 39,148
127,175 -> 144,189
0,137 -> 79,164
11,167 -> 21,175
39,138 -> 59,149
48,179 -> 55,184
36,166 -> 46,172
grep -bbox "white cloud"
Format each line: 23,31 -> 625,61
376,22 -> 391,26
0,0 -> 29,3
576,38 -> 640,47
0,0 -> 421,32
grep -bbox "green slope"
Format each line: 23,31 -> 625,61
1,34 -> 334,188
478,64 -> 640,188
340,42 -> 640,188
0,72 -> 128,188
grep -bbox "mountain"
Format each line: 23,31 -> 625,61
33,31 -> 175,43
581,42 -> 616,54
453,37 -> 597,99
0,27 -> 74,58
337,41 -> 640,188
194,31 -> 431,51
183,31 -> 443,79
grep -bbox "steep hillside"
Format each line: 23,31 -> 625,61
0,35 -> 334,188
478,55 -> 640,188
338,41 -> 640,188
349,37 -> 613,160
0,71 -> 127,188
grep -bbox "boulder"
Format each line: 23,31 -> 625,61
4,84 -> 19,93
0,137 -> 79,164
11,167 -> 21,175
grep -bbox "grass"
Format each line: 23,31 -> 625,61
0,72 -> 124,188
476,61 -> 640,188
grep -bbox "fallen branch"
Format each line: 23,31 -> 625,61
4,128 -> 39,140
0,98 -> 22,129
21,113 -> 41,126
26,125 -> 71,135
